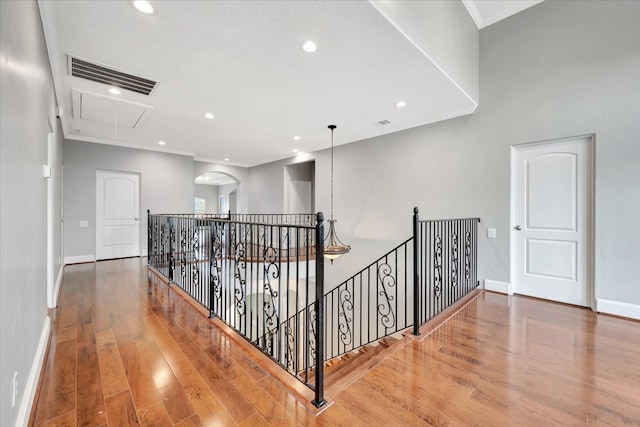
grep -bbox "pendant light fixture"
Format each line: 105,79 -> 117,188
324,124 -> 350,264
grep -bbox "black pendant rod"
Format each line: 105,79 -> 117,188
328,124 -> 336,220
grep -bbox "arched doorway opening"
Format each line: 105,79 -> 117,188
194,171 -> 238,214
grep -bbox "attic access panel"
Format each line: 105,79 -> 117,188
71,88 -> 153,128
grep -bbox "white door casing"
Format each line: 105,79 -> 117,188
511,136 -> 593,307
96,170 -> 140,260
46,132 -> 55,307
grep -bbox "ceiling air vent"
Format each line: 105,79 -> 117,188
68,56 -> 157,96
377,120 -> 392,126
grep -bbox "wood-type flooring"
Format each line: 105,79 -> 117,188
31,258 -> 640,426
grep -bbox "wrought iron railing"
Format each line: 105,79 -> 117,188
412,209 -> 480,334
322,209 -> 479,359
156,212 -> 316,226
147,208 -> 479,407
147,211 -> 327,407
324,238 -> 413,360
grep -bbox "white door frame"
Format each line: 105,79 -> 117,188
46,131 -> 55,308
509,134 -> 595,310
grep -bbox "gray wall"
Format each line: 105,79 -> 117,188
0,1 -> 64,425
64,140 -> 194,259
248,159 -> 285,212
247,0 -> 640,304
195,184 -> 219,213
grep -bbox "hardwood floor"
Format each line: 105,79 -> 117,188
31,258 -> 640,426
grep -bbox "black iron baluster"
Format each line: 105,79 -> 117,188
147,210 -> 151,266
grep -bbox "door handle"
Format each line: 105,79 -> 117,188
514,225 -> 522,230
134,218 -> 139,221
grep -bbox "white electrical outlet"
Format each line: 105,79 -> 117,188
487,228 -> 497,239
11,371 -> 17,408
80,220 -> 89,228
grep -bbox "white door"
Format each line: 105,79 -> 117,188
96,170 -> 140,260
512,136 -> 592,307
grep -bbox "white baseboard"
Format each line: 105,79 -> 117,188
484,279 -> 511,294
48,266 -> 63,309
15,316 -> 51,427
596,298 -> 640,321
64,254 -> 95,265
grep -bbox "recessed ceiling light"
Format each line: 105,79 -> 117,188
395,100 -> 407,108
301,40 -> 317,53
158,140 -> 166,145
204,113 -> 214,119
293,135 -> 301,140
133,0 -> 154,14
293,149 -> 299,153
108,87 -> 121,95
224,158 -> 230,161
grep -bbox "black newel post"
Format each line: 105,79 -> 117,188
312,212 -> 326,408
147,209 -> 151,266
413,207 -> 421,336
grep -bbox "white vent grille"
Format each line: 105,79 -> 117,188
68,56 -> 157,96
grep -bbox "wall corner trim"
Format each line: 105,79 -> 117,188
596,298 -> 640,321
14,316 -> 51,427
63,254 -> 95,265
484,279 -> 511,294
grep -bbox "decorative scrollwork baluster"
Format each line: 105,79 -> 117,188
286,322 -> 295,373
308,306 -> 316,366
262,246 -> 280,354
210,222 -> 223,312
159,222 -> 165,264
150,221 -> 157,265
434,236 -> 443,298
464,231 -> 472,287
169,221 -> 176,276
191,227 -> 200,288
377,263 -> 396,330
338,288 -> 353,347
233,225 -> 246,318
451,233 -> 458,288
259,225 -> 266,248
180,228 -> 188,279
